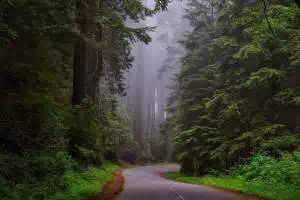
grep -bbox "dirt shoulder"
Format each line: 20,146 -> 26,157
87,169 -> 125,200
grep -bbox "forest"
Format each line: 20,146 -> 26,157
1,0 -> 300,200
164,0 -> 300,199
0,0 -> 168,199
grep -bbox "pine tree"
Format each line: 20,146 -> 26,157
169,0 -> 300,175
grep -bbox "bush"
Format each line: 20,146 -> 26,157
234,153 -> 300,188
0,151 -> 76,200
0,150 -> 118,200
68,97 -> 137,165
76,146 -> 104,167
165,152 -> 300,200
0,95 -> 70,153
68,98 -> 105,165
49,162 -> 118,200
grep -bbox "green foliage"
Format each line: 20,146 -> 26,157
164,153 -> 300,200
68,98 -> 104,166
93,0 -> 169,94
0,95 -> 129,199
0,151 -> 75,200
243,68 -> 285,90
166,0 -> 300,176
103,111 -> 135,157
164,170 -> 300,200
1,0 -> 151,199
68,95 -> 136,165
233,153 -> 300,187
0,151 -> 117,200
49,162 -> 118,200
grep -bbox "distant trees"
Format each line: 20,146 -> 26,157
69,0 -> 169,161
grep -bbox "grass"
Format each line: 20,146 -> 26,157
49,162 -> 118,200
163,172 -> 300,200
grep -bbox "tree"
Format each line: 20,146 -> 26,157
72,0 -> 169,105
169,0 -> 300,175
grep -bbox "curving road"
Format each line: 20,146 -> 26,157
116,164 -> 240,200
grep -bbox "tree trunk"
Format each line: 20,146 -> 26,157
72,0 -> 103,105
72,40 -> 87,105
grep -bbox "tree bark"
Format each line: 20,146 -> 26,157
72,40 -> 87,105
72,0 -> 103,105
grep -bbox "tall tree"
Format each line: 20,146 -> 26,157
72,0 -> 169,105
169,0 -> 300,175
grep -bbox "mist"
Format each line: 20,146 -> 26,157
121,0 -> 190,160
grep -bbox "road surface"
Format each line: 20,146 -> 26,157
116,164 -> 240,200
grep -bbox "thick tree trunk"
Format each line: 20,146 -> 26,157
72,40 -> 87,105
72,0 -> 103,105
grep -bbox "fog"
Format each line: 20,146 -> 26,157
121,0 -> 190,159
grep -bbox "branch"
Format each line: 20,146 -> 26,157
261,0 -> 277,38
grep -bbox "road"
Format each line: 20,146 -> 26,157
115,164 -> 240,200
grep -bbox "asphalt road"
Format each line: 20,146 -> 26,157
115,164 -> 240,200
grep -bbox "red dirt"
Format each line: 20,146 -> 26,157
87,169 -> 125,200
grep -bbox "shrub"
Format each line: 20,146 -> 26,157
233,153 -> 300,188
0,151 -> 75,200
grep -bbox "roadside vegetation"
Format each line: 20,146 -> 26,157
164,153 -> 300,200
49,162 -> 118,200
0,151 -> 119,200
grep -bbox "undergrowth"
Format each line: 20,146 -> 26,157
0,151 -> 118,200
164,153 -> 300,200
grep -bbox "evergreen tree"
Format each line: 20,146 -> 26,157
0,0 -> 169,199
169,0 -> 300,175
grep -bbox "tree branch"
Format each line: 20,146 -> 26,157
261,0 -> 277,38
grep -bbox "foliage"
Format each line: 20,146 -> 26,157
0,151 -> 117,200
0,0 -> 166,198
49,162 -> 118,200
166,0 -> 300,176
164,172 -> 300,200
232,153 -> 300,188
68,98 -> 104,166
164,153 -> 300,200
0,151 -> 75,200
